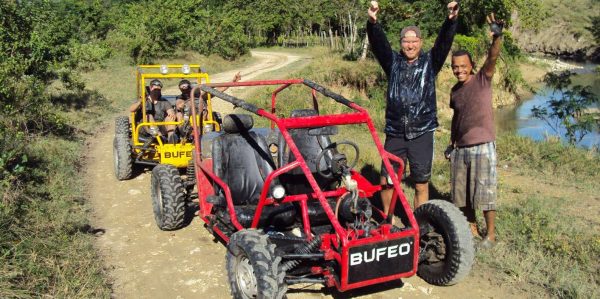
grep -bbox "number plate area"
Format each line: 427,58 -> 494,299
347,236 -> 415,284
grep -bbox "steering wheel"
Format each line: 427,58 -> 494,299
315,140 -> 360,178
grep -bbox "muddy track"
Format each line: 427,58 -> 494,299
87,50 -> 519,299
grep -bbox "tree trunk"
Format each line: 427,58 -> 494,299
348,13 -> 354,54
360,35 -> 369,61
329,27 -> 334,49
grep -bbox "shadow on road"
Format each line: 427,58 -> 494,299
287,279 -> 406,298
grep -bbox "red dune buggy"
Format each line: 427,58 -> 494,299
179,79 -> 473,297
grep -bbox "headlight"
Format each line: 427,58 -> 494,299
269,143 -> 278,154
159,64 -> 168,75
272,185 -> 286,200
182,64 -> 191,74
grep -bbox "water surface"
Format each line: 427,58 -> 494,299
496,64 -> 599,149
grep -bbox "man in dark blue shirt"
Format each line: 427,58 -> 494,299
367,1 -> 458,213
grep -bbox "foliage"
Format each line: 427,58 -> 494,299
0,0 -> 111,130
453,34 -> 486,61
590,14 -> 600,43
2,0 -> 545,64
374,0 -> 543,38
531,71 -> 600,145
457,0 -> 545,32
206,0 -> 370,53
102,0 -> 250,62
1,0 -> 111,296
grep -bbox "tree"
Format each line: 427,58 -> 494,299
531,71 -> 600,145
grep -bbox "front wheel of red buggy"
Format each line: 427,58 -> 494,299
414,199 -> 474,286
226,230 -> 287,299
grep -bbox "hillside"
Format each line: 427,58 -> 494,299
511,0 -> 599,60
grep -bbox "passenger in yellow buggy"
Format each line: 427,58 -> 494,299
175,72 -> 242,134
129,79 -> 177,142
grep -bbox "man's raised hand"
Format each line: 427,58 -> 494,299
368,1 -> 379,24
448,1 -> 459,20
232,71 -> 242,83
487,13 -> 504,38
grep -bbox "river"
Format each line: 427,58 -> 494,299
495,61 -> 599,149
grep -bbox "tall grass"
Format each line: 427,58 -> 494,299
1,107 -> 112,297
480,195 -> 600,298
498,133 -> 600,178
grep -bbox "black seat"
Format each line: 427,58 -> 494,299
212,114 -> 275,205
212,114 -> 296,228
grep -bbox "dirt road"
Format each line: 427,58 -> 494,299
87,50 -> 519,298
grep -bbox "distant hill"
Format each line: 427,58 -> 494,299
511,0 -> 599,61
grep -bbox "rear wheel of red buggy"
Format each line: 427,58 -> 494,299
151,164 -> 186,231
414,199 -> 474,286
226,230 -> 287,299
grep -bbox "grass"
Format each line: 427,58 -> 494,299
238,49 -> 600,298
479,195 -> 600,298
1,130 -> 111,297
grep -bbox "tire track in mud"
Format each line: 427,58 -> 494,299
87,50 -> 519,299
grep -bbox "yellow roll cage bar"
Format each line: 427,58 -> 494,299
132,64 -> 218,148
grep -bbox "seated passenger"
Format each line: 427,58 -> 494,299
175,72 -> 242,127
129,79 -> 176,140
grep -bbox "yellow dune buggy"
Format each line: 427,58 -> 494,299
113,64 -> 221,228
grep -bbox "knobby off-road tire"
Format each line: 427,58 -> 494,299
185,154 -> 197,193
151,164 -> 186,231
414,199 -> 474,286
115,116 -> 130,135
113,135 -> 133,180
226,229 -> 287,299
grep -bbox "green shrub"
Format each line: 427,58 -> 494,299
68,42 -> 112,71
453,34 -> 487,61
